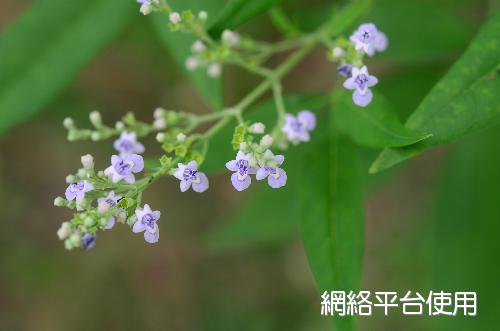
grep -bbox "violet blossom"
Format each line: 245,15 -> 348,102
97,191 -> 122,230
133,204 -> 161,244
81,233 -> 96,250
256,151 -> 287,189
65,180 -> 94,203
343,66 -> 378,107
173,161 -> 209,193
226,151 -> 257,191
104,154 -> 144,184
113,132 -> 145,155
349,23 -> 386,56
282,110 -> 316,144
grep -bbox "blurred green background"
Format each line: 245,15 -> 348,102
0,0 -> 498,330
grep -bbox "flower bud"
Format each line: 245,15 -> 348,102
57,222 -> 71,240
116,211 -> 127,224
249,122 -> 265,134
198,11 -> 208,20
169,12 -> 181,24
81,154 -> 94,169
91,132 -> 101,141
97,201 -> 111,214
191,40 -> 206,53
77,169 -> 87,178
260,134 -> 273,148
176,133 -> 186,142
332,47 -> 345,58
156,132 -> 166,143
185,57 -> 199,71
115,121 -> 125,130
89,111 -> 102,126
66,175 -> 77,183
63,117 -> 74,129
222,29 -> 240,47
54,197 -> 66,207
68,233 -> 81,248
154,107 -> 166,119
83,217 -> 95,227
239,142 -> 248,151
207,63 -> 221,78
153,118 -> 167,130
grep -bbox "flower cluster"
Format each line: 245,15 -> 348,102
331,23 -> 388,107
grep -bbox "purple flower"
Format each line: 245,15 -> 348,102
133,204 -> 161,244
226,151 -> 257,191
113,132 -> 145,155
97,191 -> 122,230
256,152 -> 287,189
65,180 -> 94,203
81,233 -> 96,250
349,23 -> 385,56
337,64 -> 353,78
173,161 -> 209,193
104,154 -> 144,184
282,110 -> 316,144
343,66 -> 378,107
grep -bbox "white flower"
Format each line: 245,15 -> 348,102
185,57 -> 199,71
207,63 -> 221,78
154,107 -> 166,119
169,12 -> 181,24
176,133 -> 186,142
81,154 -> 94,168
153,118 -> 167,130
332,47 -> 345,58
249,122 -> 265,134
260,134 -> 273,148
191,40 -> 206,53
198,11 -> 208,20
156,132 -> 166,142
222,29 -> 240,47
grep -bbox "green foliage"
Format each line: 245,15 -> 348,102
429,127 -> 500,330
334,91 -> 431,148
371,12 -> 500,173
300,113 -> 364,331
0,0 -> 135,135
208,0 -> 285,36
151,0 -> 226,109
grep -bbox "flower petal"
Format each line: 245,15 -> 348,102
352,89 -> 373,107
180,180 -> 191,192
192,172 -> 209,193
256,167 -> 269,180
298,111 -> 316,131
343,77 -> 356,90
231,172 -> 251,191
268,168 -> 287,188
226,160 -> 237,171
144,229 -> 159,244
133,220 -> 146,233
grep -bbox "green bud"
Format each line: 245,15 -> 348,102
54,197 -> 66,207
181,10 -> 194,21
83,217 -> 95,227
160,155 -> 172,167
175,145 -> 187,157
66,175 -> 77,183
162,142 -> 175,153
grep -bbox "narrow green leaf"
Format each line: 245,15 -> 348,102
300,107 -> 364,331
0,0 -> 135,135
334,91 -> 432,148
208,0 -> 284,36
151,0 -> 225,109
370,12 -> 500,173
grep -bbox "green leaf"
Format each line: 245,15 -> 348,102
300,109 -> 364,331
370,12 -> 500,173
334,91 -> 432,148
429,127 -> 500,330
151,0 -> 225,109
0,0 -> 135,135
208,0 -> 284,36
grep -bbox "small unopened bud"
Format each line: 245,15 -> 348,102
222,29 -> 240,47
154,107 -> 166,119
116,211 -> 127,224
97,201 -> 111,214
239,142 -> 248,151
63,117 -> 74,129
185,57 -> 199,71
260,134 -> 273,148
115,121 -> 125,130
57,222 -> 71,240
54,197 -> 66,207
77,169 -> 87,178
91,132 -> 101,141
140,4 -> 153,16
176,133 -> 186,142
68,233 -> 81,248
156,132 -> 166,142
83,217 -> 95,227
207,63 -> 221,78
198,11 -> 208,20
249,122 -> 265,134
81,154 -> 94,169
332,47 -> 345,58
89,111 -> 102,126
191,40 -> 206,53
66,175 -> 76,183
169,12 -> 181,24
153,118 -> 167,130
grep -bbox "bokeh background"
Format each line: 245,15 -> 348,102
0,0 -> 498,330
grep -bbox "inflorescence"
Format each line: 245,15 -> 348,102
54,0 -> 387,250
